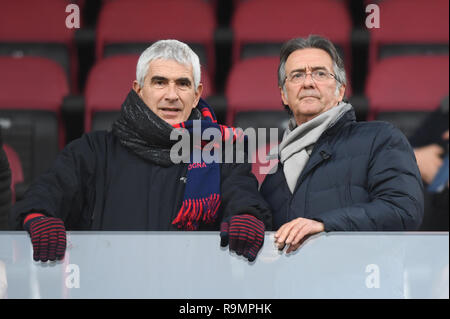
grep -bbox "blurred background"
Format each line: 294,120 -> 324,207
0,0 -> 448,204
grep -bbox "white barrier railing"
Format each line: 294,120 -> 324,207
0,231 -> 448,299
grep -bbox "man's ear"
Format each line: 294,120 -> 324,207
193,83 -> 203,108
280,86 -> 288,105
133,80 -> 142,95
338,84 -> 346,102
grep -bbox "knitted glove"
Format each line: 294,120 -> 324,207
23,213 -> 67,262
220,214 -> 265,262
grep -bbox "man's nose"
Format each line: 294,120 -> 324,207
165,82 -> 179,101
302,72 -> 315,88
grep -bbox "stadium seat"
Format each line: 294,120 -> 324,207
368,0 -> 449,71
3,144 -> 24,203
96,0 -> 216,83
365,55 -> 449,138
225,57 -> 288,134
85,55 -> 213,132
0,56 -> 69,185
231,0 -> 352,73
102,0 -> 218,9
0,0 -> 78,91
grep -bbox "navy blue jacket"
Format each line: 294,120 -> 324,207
11,131 -> 272,230
260,109 -> 424,231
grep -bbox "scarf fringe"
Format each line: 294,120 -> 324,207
172,194 -> 221,230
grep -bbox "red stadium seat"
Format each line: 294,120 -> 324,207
0,0 -> 78,92
102,0 -> 218,10
96,0 -> 216,82
368,0 -> 449,71
85,55 -> 213,132
0,56 -> 69,184
3,144 -> 24,203
231,0 -> 352,72
226,57 -> 284,125
365,55 -> 449,137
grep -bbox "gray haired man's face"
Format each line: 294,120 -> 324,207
133,59 -> 203,126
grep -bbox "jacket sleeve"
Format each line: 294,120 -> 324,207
10,133 -> 99,230
312,124 -> 424,231
220,157 -> 272,230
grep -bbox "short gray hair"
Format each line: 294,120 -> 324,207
136,39 -> 201,90
278,35 -> 347,96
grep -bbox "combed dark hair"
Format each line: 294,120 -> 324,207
278,35 -> 347,90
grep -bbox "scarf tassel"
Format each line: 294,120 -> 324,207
172,194 -> 221,230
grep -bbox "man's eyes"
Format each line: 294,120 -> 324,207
293,70 -> 327,77
151,79 -> 191,88
177,80 -> 191,87
152,79 -> 167,86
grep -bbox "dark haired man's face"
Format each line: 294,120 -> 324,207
280,48 -> 345,125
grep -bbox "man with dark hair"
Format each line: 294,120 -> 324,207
11,40 -> 271,263
260,35 -> 423,253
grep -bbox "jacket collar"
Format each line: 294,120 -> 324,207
323,107 -> 356,137
289,107 -> 356,193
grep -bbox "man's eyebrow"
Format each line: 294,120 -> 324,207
289,66 -> 329,74
150,76 -> 168,82
175,77 -> 192,84
150,76 -> 192,84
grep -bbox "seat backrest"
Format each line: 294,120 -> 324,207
0,0 -> 77,91
85,55 -> 213,132
365,55 -> 449,137
0,56 -> 69,184
3,144 -> 24,203
226,57 -> 282,125
102,0 -> 218,8
96,0 -> 216,80
366,55 -> 449,113
368,0 -> 449,70
231,0 -> 352,70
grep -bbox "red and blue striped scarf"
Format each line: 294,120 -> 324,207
172,98 -> 243,230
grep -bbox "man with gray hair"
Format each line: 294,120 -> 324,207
11,40 -> 271,263
260,35 -> 424,253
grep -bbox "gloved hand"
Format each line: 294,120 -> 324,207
220,214 -> 265,262
23,213 -> 67,262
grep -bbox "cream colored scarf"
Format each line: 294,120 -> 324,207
279,102 -> 352,193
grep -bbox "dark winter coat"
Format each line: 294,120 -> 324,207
11,131 -> 272,230
260,109 -> 424,231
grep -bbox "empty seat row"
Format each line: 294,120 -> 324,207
2,0 -> 447,94
0,0 -> 78,90
228,54 -> 449,136
368,0 -> 449,71
0,56 -> 68,187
